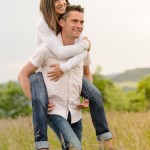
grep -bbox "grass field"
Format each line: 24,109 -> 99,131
0,112 -> 150,150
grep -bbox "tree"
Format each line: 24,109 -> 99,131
93,66 -> 114,103
137,76 -> 150,102
0,81 -> 31,118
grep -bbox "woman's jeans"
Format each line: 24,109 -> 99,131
29,72 -> 112,150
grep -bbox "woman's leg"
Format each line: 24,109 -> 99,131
81,76 -> 112,141
29,72 -> 49,150
47,115 -> 82,150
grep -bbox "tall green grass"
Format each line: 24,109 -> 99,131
0,112 -> 150,150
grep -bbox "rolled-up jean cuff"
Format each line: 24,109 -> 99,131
97,132 -> 112,141
35,141 -> 49,150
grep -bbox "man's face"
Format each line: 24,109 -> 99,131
60,11 -> 84,39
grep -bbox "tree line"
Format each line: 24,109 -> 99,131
0,67 -> 150,118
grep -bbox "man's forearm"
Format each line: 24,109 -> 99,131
84,72 -> 93,83
18,72 -> 31,99
83,66 -> 93,83
18,61 -> 37,100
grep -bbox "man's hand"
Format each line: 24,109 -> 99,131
47,101 -> 55,112
77,99 -> 89,109
83,36 -> 91,52
47,64 -> 64,81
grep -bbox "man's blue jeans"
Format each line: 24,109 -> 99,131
29,72 -> 112,150
47,114 -> 82,150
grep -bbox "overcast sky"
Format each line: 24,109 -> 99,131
0,0 -> 150,83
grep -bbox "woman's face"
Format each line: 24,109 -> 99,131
54,0 -> 67,15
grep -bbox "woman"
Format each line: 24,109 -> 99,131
30,0 -> 113,150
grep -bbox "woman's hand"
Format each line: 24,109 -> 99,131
77,99 -> 89,109
83,36 -> 91,52
47,64 -> 64,81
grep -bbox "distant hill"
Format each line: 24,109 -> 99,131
105,68 -> 150,82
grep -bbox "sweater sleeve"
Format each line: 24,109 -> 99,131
60,51 -> 87,73
36,18 -> 89,60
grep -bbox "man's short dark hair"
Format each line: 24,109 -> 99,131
59,5 -> 84,20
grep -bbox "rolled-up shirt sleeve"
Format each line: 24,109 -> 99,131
30,46 -> 48,68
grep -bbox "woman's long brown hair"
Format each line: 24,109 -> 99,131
40,0 -> 70,34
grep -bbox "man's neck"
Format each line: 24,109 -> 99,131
61,32 -> 75,46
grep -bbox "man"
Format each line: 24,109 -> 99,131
19,5 -> 114,150
19,5 -> 92,150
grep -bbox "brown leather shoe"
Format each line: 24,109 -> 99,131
103,139 -> 114,150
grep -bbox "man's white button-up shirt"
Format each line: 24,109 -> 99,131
30,34 -> 90,123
